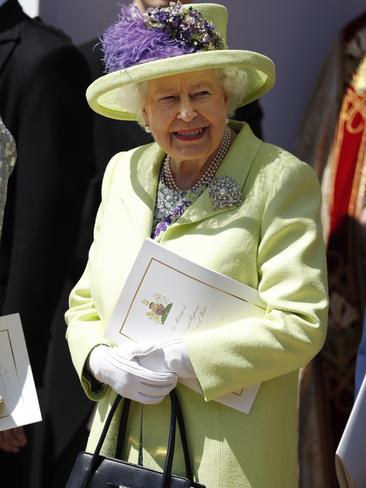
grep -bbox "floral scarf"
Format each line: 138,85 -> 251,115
151,169 -> 205,239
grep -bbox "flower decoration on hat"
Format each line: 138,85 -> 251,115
145,2 -> 224,52
101,2 -> 224,73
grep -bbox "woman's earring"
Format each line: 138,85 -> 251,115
145,125 -> 151,133
225,117 -> 229,124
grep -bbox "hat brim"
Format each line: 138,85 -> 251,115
86,49 -> 275,121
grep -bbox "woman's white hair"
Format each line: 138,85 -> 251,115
116,67 -> 248,128
215,67 -> 248,117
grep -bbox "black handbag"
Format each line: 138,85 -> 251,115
66,389 -> 205,488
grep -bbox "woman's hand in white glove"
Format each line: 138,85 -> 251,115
87,345 -> 177,404
131,339 -> 196,379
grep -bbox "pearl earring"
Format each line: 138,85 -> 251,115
145,125 -> 151,133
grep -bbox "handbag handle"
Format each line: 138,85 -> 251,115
161,389 -> 194,486
81,389 -> 195,488
116,389 -> 194,484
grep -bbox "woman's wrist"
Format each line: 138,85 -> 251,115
83,345 -> 109,393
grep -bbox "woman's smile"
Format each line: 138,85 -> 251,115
172,127 -> 208,141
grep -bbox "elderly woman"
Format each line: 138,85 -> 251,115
66,3 -> 328,487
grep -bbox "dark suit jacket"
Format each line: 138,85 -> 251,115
0,0 -> 92,388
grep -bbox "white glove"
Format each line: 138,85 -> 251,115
87,345 -> 177,404
131,339 -> 196,379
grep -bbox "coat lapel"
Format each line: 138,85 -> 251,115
118,143 -> 164,241
0,26 -> 20,77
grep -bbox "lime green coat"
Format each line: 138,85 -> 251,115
66,122 -> 328,488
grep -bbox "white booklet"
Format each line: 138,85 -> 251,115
335,373 -> 366,488
0,313 -> 42,431
106,238 -> 266,413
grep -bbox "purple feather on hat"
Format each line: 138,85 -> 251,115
101,2 -> 224,73
101,4 -> 192,73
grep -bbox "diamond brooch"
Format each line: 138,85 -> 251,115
208,176 -> 243,209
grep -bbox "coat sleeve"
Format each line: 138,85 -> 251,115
65,153 -> 121,400
185,159 -> 329,401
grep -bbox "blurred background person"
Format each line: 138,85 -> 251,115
296,11 -> 366,488
0,0 -> 92,486
355,203 -> 366,397
0,115 -> 23,456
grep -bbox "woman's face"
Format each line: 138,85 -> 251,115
143,70 -> 228,166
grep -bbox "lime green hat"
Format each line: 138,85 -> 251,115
86,2 -> 275,121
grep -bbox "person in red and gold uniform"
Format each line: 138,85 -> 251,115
297,12 -> 366,488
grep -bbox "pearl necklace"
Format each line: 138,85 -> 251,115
163,126 -> 232,192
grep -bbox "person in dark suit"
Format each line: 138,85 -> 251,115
39,2 -> 264,487
0,0 -> 92,486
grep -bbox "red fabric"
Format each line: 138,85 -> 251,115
330,87 -> 365,235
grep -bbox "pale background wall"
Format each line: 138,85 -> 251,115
18,0 -> 366,153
